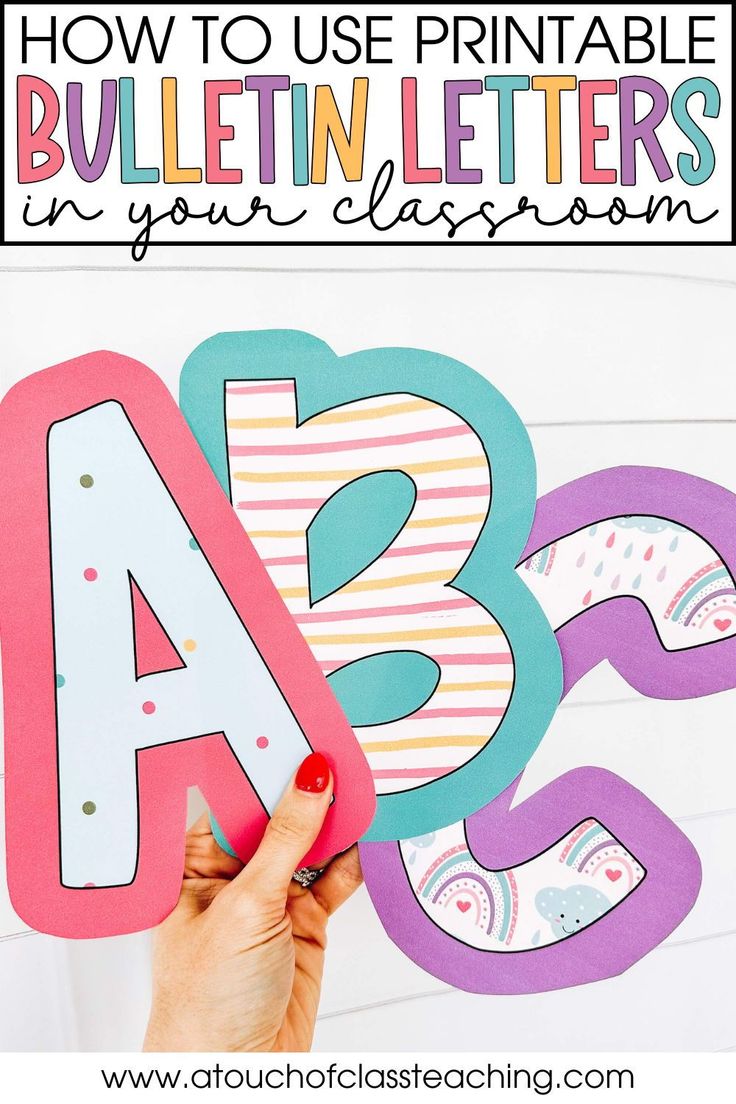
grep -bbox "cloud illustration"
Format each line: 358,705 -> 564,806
535,885 -> 612,939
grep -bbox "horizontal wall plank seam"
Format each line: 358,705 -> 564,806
317,932 -> 736,1021
1,268 -> 736,293
528,420 -> 736,428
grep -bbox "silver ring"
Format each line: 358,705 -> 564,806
292,866 -> 325,887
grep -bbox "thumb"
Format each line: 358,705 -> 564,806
230,752 -> 333,906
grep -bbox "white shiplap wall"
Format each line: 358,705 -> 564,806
1,248 -> 734,1051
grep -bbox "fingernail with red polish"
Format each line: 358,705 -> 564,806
295,752 -> 331,794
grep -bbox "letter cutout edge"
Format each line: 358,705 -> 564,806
180,329 -> 563,842
360,769 -> 701,994
0,352 -> 375,938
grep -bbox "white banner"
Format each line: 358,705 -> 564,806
0,1051 -> 734,1099
2,3 -> 733,254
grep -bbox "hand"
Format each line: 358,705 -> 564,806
143,752 -> 363,1052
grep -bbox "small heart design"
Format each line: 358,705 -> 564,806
605,869 -> 622,882
456,900 -> 471,913
714,618 -> 732,633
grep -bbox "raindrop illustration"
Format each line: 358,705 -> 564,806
576,552 -> 586,568
594,561 -> 604,577
644,545 -> 654,561
669,536 -> 679,552
632,574 -> 642,589
606,532 -> 615,548
611,574 -> 620,590
589,525 -> 598,537
624,543 -> 633,559
583,590 -> 592,606
657,566 -> 667,582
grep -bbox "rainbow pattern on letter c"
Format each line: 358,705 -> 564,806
560,819 -> 642,892
417,844 -> 519,944
399,816 -> 642,955
665,560 -> 736,629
